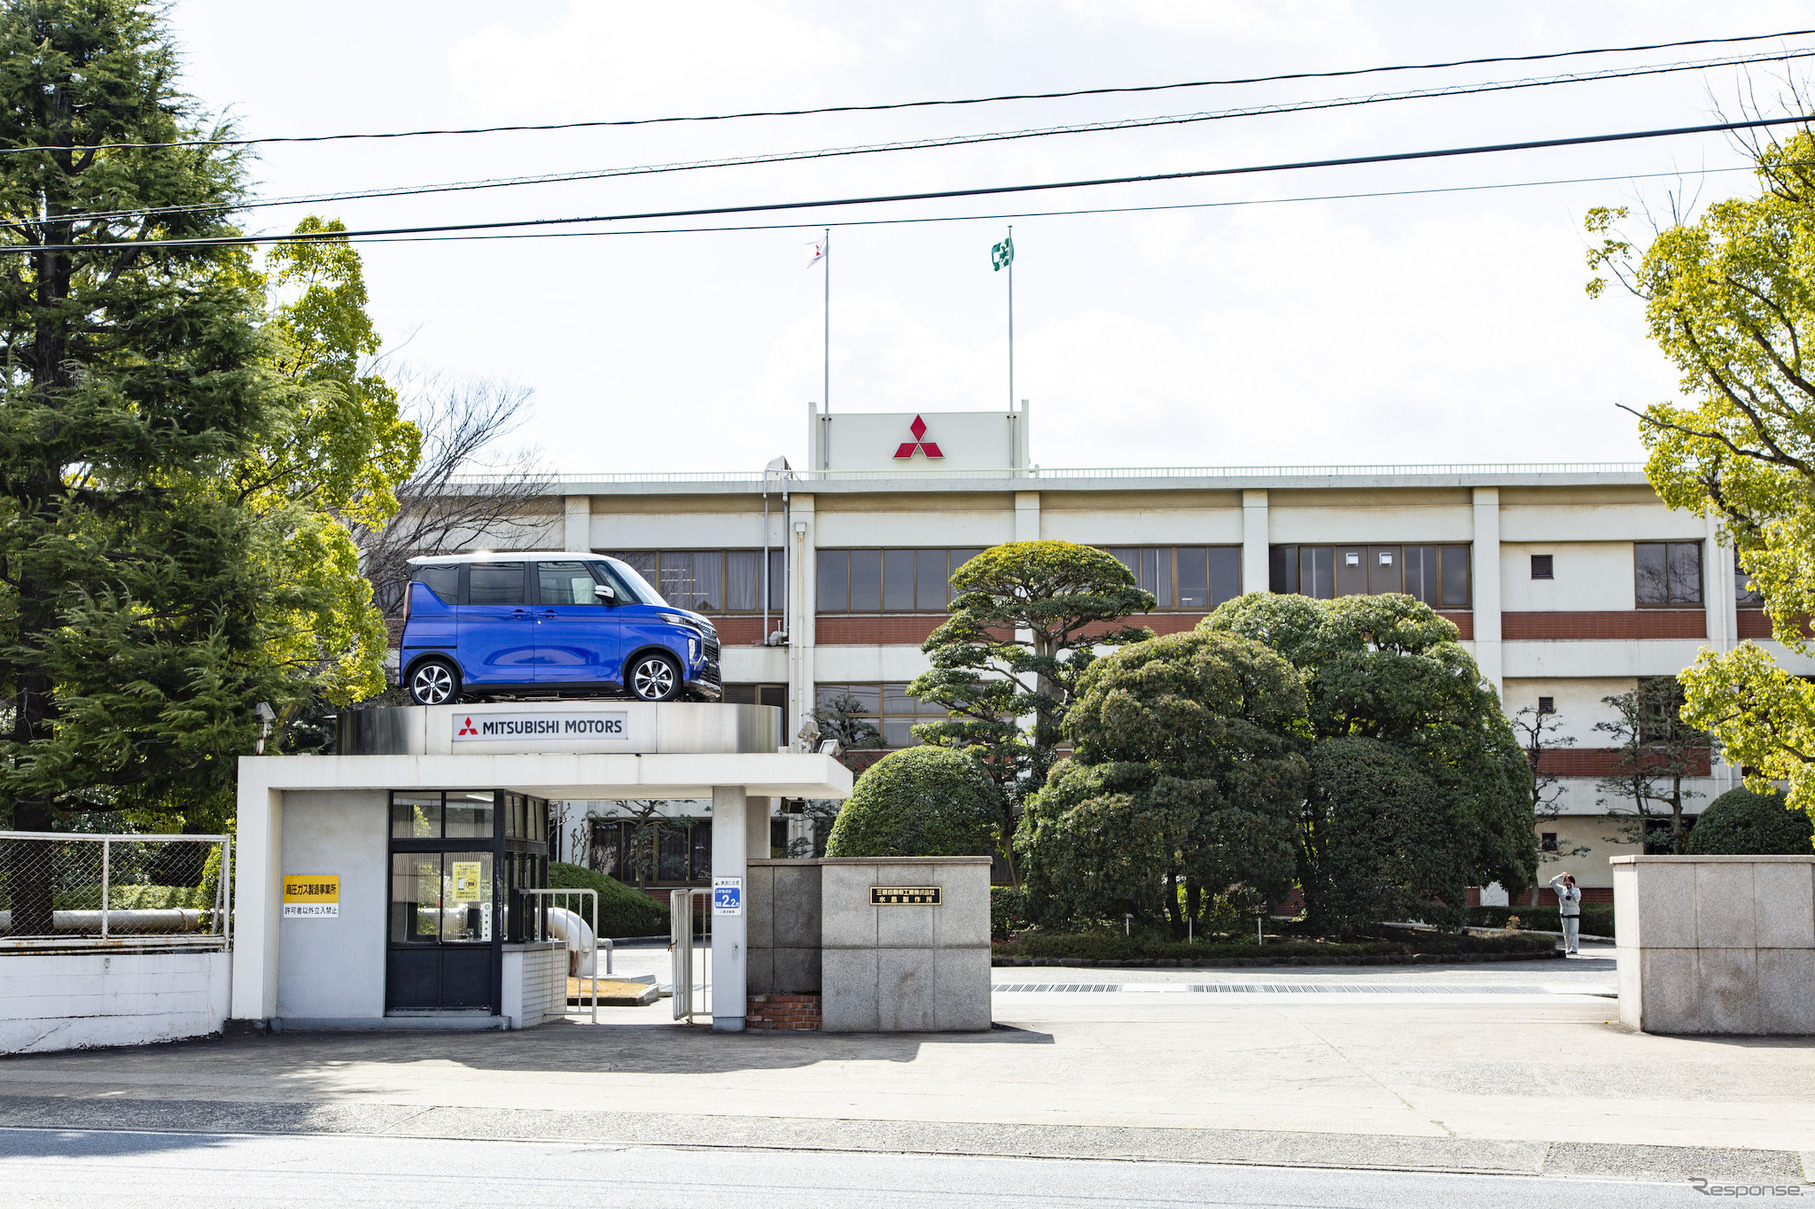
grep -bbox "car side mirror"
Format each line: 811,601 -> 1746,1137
593,583 -> 616,604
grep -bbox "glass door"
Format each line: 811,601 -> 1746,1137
386,791 -> 500,1012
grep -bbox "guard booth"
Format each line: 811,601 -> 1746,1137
231,701 -> 851,1032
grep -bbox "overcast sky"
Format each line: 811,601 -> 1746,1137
165,1 -> 1812,474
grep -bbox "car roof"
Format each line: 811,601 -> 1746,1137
406,551 -> 611,566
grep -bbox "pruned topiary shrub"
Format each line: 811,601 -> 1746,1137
824,746 -> 1001,858
1685,786 -> 1814,855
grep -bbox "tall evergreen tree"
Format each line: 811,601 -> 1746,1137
0,1 -> 282,926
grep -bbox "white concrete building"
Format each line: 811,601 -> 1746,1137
461,406 -> 1804,899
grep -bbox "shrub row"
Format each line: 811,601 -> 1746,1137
995,928 -> 1558,964
546,862 -> 669,938
1466,904 -> 1615,936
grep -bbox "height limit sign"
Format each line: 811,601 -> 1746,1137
712,877 -> 743,916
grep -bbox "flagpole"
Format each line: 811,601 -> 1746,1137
1006,224 -> 1014,414
823,227 -> 830,418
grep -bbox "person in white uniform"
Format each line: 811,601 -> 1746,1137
1549,872 -> 1581,955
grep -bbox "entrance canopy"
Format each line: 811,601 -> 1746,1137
231,702 -> 851,1024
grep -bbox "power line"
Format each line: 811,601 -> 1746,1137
54,46 -> 1815,227
333,165 -> 1761,246
7,112 -> 1807,253
3,27 -> 1813,155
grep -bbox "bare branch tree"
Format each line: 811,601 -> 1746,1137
1509,703 -> 1590,864
353,370 -> 555,623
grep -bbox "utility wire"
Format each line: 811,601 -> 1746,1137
332,164 -> 1762,246
6,113 -> 1807,253
51,45 -> 1815,228
5,26 -> 1812,154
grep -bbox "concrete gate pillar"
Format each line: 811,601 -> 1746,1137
711,785 -> 748,1032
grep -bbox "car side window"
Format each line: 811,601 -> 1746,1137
414,564 -> 458,604
467,562 -> 527,605
537,561 -> 605,606
586,560 -> 635,603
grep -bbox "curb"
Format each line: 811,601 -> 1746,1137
989,950 -> 1565,968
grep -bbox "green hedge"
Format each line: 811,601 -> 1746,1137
1467,904 -> 1615,937
996,929 -> 1558,964
547,862 -> 668,937
991,886 -> 1030,941
50,884 -> 207,910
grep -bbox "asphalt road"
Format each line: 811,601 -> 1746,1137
0,1127 -> 1743,1208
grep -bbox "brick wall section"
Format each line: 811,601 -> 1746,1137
746,993 -> 822,1030
1736,610 -> 1815,640
1438,612 -> 1473,639
1502,610 -> 1706,640
1535,747 -> 1713,777
816,615 -> 946,645
712,616 -> 769,645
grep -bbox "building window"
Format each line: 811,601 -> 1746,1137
1540,832 -> 1558,853
1268,544 -> 1470,609
588,816 -> 712,885
1102,547 -> 1241,610
816,549 -> 983,613
723,683 -> 788,710
1537,696 -> 1555,715
612,550 -> 785,614
816,682 -> 946,749
1634,541 -> 1702,607
1735,549 -> 1764,606
1531,554 -> 1554,580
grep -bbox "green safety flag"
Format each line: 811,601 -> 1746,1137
991,234 -> 1014,271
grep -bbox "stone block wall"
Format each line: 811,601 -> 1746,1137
819,856 -> 991,1033
1614,855 -> 1815,1034
744,856 -> 991,1033
747,860 -> 823,995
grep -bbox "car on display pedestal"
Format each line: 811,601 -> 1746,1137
397,552 -> 721,706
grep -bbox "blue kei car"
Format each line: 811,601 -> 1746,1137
397,552 -> 721,705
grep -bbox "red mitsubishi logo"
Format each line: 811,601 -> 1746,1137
894,415 -> 943,460
458,717 -> 478,736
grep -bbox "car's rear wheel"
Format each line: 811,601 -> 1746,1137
627,652 -> 681,702
407,658 -> 461,706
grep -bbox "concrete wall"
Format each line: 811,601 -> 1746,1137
747,859 -> 823,994
819,857 -> 991,1033
501,941 -> 567,1028
1614,855 -> 1815,1034
276,789 -> 388,1023
0,950 -> 230,1054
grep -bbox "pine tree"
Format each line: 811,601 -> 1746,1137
0,1 -> 277,928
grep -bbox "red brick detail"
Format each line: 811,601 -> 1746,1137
746,993 -> 822,1030
1513,886 -> 1613,906
1501,610 -> 1706,640
1736,609 -> 1815,640
1534,747 -> 1712,777
711,616 -> 770,645
816,615 -> 946,645
1438,612 -> 1473,639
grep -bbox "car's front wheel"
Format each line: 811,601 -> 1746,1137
627,652 -> 681,702
407,658 -> 461,706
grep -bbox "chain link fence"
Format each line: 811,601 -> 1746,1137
0,831 -> 231,951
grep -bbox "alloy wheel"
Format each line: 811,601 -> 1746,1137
411,663 -> 455,705
631,656 -> 677,701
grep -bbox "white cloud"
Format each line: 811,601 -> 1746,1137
448,1 -> 863,117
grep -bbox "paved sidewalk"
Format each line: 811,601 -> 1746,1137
0,958 -> 1808,1183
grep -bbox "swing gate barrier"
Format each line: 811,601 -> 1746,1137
669,887 -> 711,1022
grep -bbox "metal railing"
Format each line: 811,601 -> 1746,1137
444,461 -> 1647,491
669,887 -> 711,1023
520,887 -> 606,1023
0,831 -> 231,953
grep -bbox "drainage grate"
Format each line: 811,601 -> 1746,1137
991,983 -> 1123,993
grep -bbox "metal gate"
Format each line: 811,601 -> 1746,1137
669,887 -> 710,1022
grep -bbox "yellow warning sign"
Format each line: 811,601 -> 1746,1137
450,861 -> 484,901
282,874 -> 339,918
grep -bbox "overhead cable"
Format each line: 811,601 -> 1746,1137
3,27 -> 1813,154
6,113 -> 1806,253
54,46 -> 1815,227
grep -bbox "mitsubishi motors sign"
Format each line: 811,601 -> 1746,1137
893,414 -> 943,460
453,710 -> 627,742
